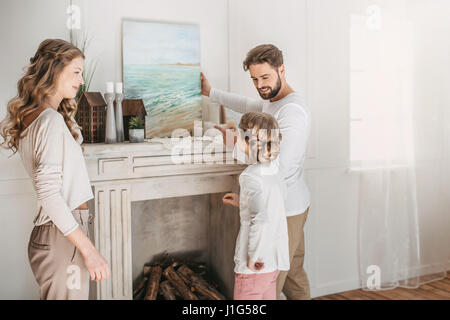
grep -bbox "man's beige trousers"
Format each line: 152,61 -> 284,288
28,210 -> 90,300
276,207 -> 311,300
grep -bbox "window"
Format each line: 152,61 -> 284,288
349,5 -> 415,168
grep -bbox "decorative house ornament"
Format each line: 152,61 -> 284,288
76,92 -> 107,143
122,99 -> 147,141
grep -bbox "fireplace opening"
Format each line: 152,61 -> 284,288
133,253 -> 225,300
131,193 -> 240,299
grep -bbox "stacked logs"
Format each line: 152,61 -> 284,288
133,260 -> 226,300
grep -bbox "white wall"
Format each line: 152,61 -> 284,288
0,0 -> 229,299
0,0 -> 70,299
71,0 -> 229,94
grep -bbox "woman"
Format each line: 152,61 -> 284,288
0,39 -> 110,299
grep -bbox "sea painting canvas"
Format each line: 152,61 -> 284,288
123,20 -> 201,138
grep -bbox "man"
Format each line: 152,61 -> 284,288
201,44 -> 312,300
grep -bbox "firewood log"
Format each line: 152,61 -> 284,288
177,269 -> 190,287
163,265 -> 198,300
159,280 -> 177,300
143,265 -> 152,276
144,266 -> 162,300
177,264 -> 226,300
133,276 -> 148,299
186,262 -> 206,275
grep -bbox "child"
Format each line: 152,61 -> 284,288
222,112 -> 290,300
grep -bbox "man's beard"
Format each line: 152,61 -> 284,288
257,73 -> 282,100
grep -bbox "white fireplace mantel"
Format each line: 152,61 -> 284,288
83,138 -> 246,300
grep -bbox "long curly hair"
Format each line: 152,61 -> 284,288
238,112 -> 282,163
0,39 -> 85,155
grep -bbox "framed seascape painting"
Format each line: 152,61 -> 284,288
122,20 -> 202,138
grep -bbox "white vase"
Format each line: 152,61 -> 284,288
115,93 -> 125,142
129,129 -> 144,143
104,92 -> 117,143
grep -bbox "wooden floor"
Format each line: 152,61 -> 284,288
314,272 -> 450,300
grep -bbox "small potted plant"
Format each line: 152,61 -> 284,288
128,116 -> 145,143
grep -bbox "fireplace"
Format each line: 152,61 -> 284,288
83,139 -> 246,299
131,194 -> 236,300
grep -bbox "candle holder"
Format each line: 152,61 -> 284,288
104,92 -> 117,143
115,93 -> 125,142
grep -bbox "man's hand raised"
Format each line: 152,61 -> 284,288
201,72 -> 211,97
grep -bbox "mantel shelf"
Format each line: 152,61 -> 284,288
82,137 -> 229,158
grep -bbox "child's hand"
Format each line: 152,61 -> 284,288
222,193 -> 240,208
214,125 -> 237,149
248,259 -> 264,272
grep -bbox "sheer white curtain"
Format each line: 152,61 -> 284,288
350,0 -> 449,290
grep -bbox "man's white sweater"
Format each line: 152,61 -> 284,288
210,88 -> 311,216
